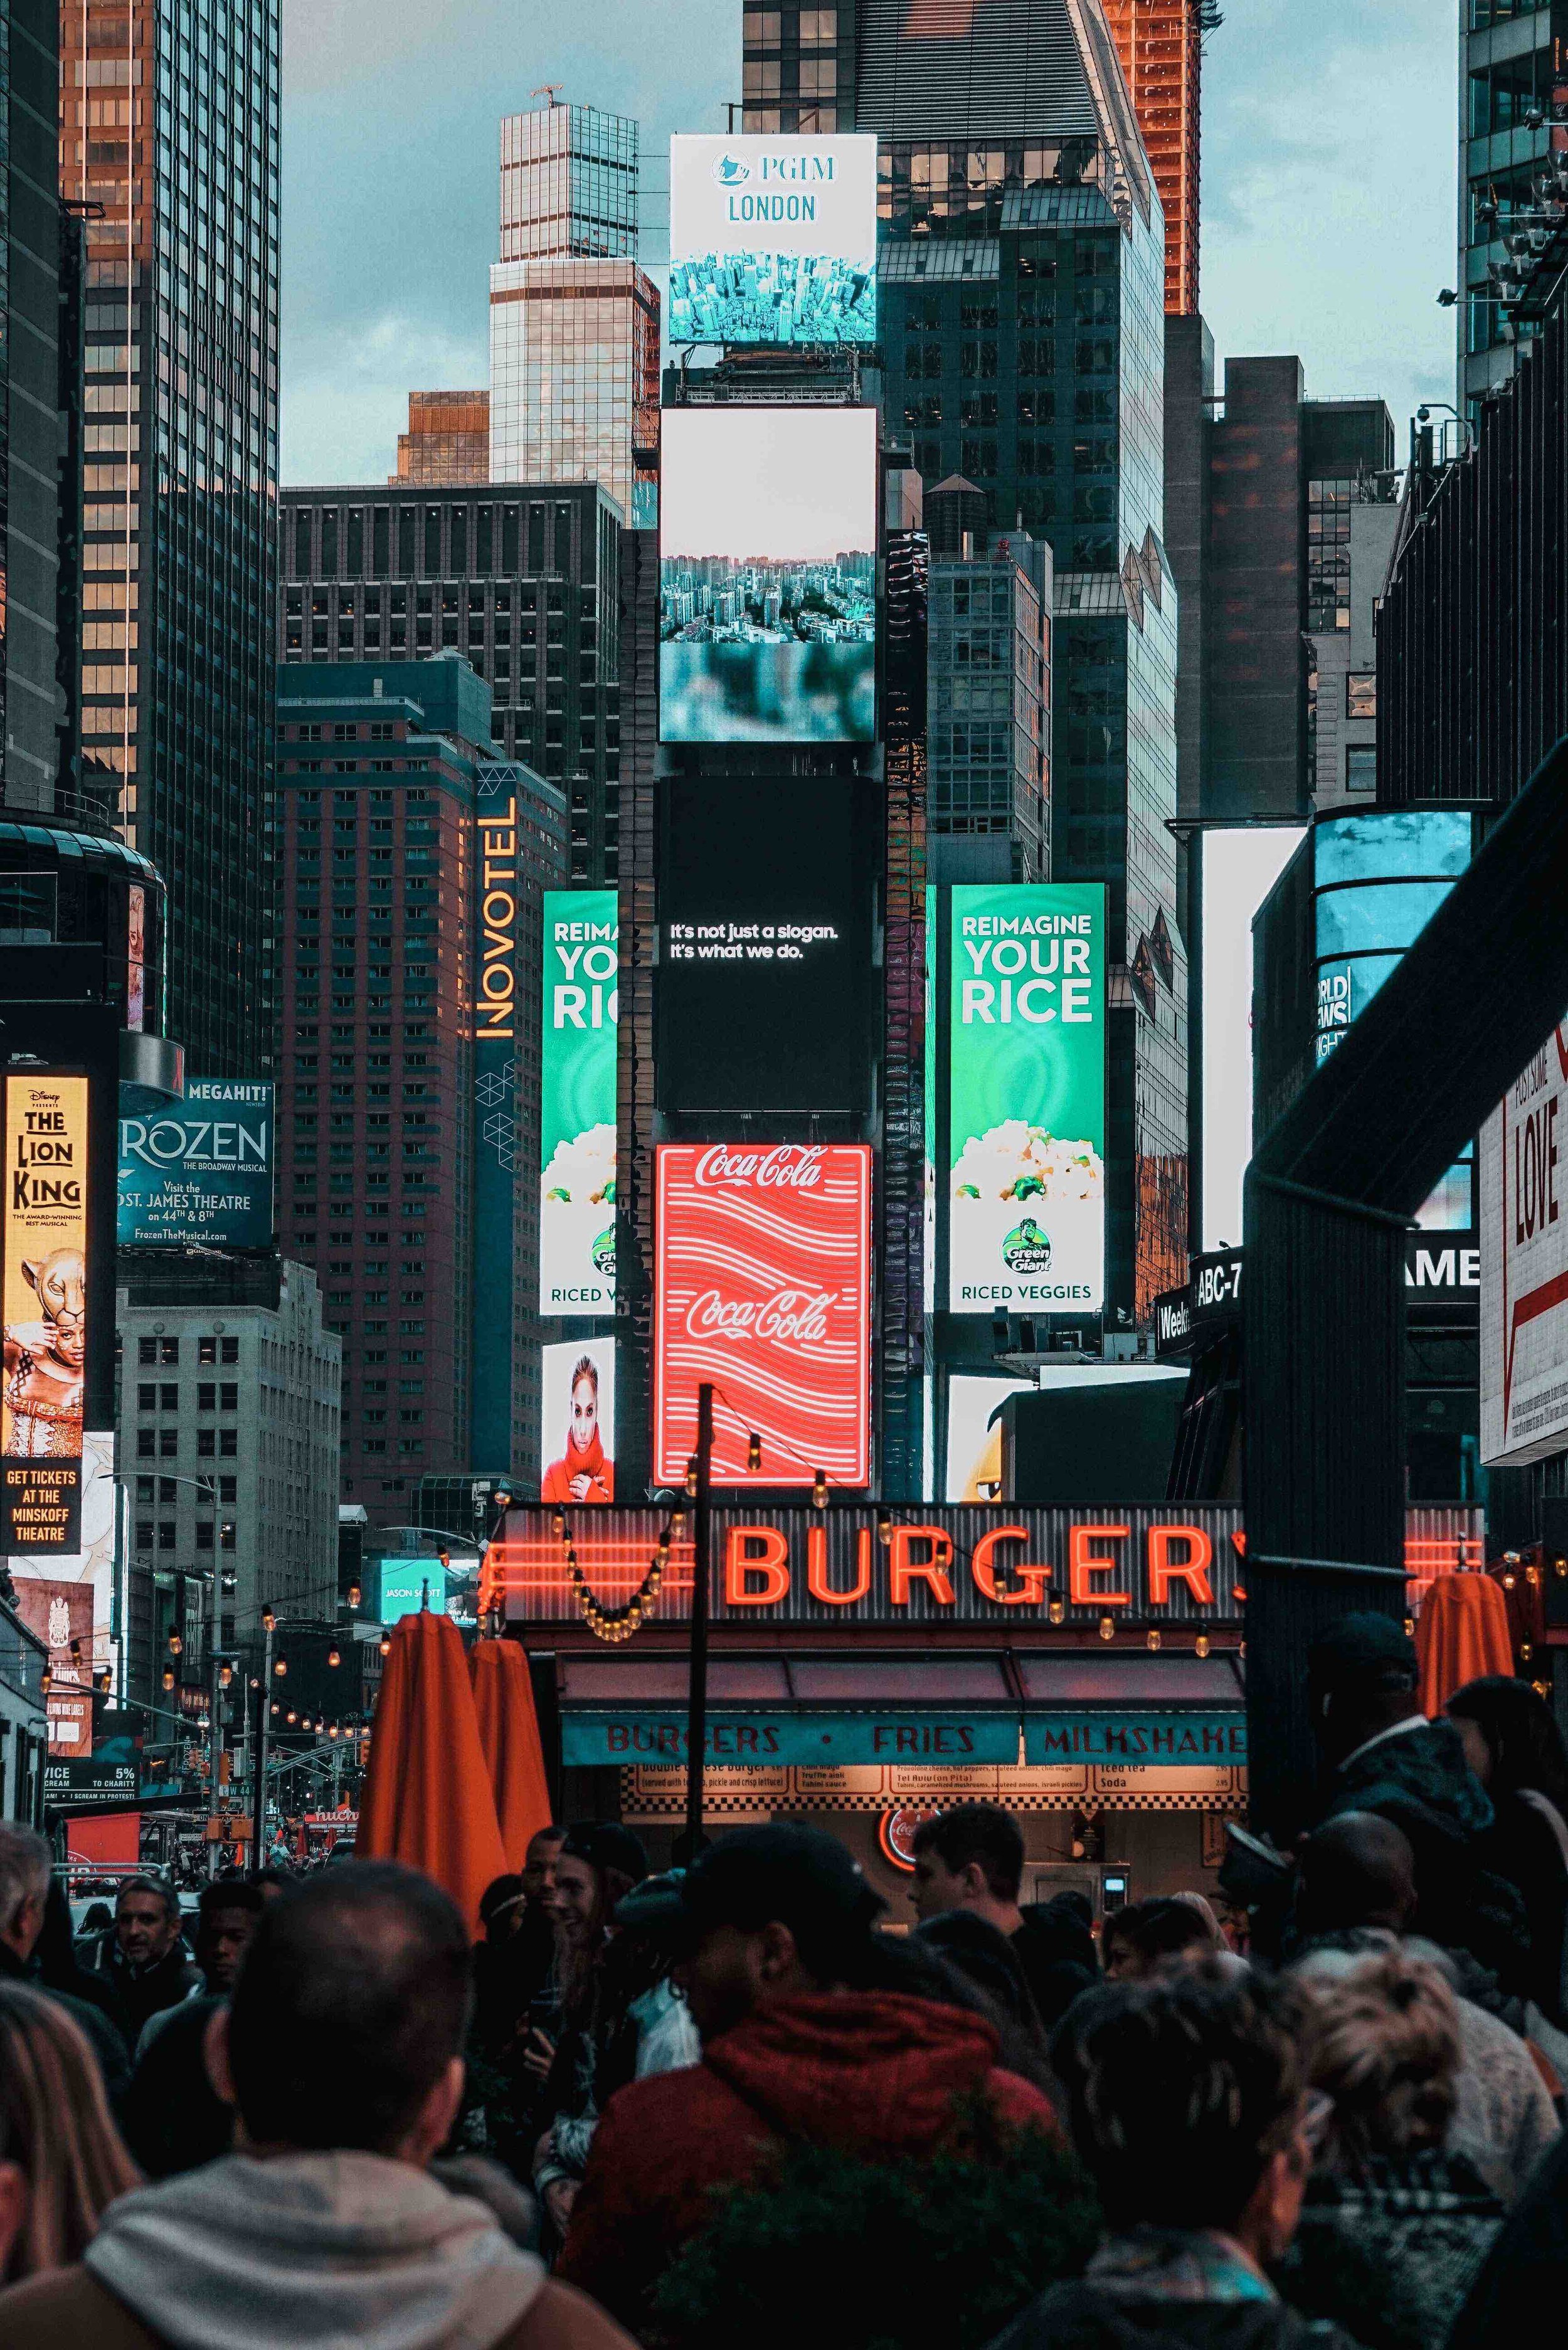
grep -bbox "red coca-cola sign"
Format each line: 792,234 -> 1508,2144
655,1143 -> 871,1488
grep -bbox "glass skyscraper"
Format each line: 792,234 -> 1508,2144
489,98 -> 659,529
60,0 -> 278,1073
796,0 -> 1187,1325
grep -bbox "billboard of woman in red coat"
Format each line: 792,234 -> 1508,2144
541,1344 -> 614,1505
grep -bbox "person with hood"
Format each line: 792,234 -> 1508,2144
1309,1616 -> 1528,1990
541,1356 -> 613,1505
0,1861 -> 635,2350
909,1804 -> 1098,2030
1278,1944 -> 1503,2350
557,1823 -> 1057,2332
75,1876 -> 201,2050
987,1961 -> 1360,2350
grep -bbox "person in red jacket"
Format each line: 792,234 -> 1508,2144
556,1825 -> 1057,2329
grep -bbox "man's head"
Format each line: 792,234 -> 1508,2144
114,1876 -> 181,1968
211,1861 -> 472,2162
1053,1961 -> 1314,2263
195,1879 -> 264,1993
1295,1811 -> 1417,1940
549,1823 -> 647,1949
909,1804 -> 1024,1927
664,1825 -> 886,2043
0,1828 -> 51,1964
521,1827 -> 566,1908
1308,1614 -> 1421,1769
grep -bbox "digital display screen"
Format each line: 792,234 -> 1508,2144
654,1143 -> 871,1489
541,1338 -> 615,1505
656,778 -> 869,1114
659,406 -> 877,744
946,883 -> 1108,1315
118,1078 -> 275,1249
539,890 -> 618,1314
1198,828 -> 1304,1252
668,134 -> 877,346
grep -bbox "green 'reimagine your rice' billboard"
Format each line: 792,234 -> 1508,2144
539,891 -> 618,1313
946,882 -> 1106,1315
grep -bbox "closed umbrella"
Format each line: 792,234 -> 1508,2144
1417,1574 -> 1514,1718
357,1609 -> 507,1934
471,1636 -> 554,1869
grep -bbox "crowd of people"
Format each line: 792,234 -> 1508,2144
0,1617 -> 1564,2346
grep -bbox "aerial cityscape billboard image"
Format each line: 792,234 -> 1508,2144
654,1143 -> 872,1488
668,134 -> 877,346
539,890 -> 618,1314
946,884 -> 1107,1315
659,406 -> 877,744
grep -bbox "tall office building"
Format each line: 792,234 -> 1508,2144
488,98 -> 659,529
1163,346 -> 1395,823
924,494 -> 1052,882
391,391 -> 489,487
1458,8 -> 1563,420
59,0 -> 279,1073
280,480 -> 622,883
839,0 -> 1185,1325
3,0 -> 73,815
1101,0 -> 1204,315
273,656 -> 567,1504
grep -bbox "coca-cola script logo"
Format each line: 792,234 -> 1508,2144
693,1143 -> 827,1190
684,1286 -> 834,1345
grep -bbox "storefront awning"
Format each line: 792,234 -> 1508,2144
556,1652 -> 1245,1770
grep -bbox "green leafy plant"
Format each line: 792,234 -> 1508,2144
650,2113 -> 1100,2350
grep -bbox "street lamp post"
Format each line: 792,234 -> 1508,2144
250,1611 -> 273,1867
682,1382 -> 715,1859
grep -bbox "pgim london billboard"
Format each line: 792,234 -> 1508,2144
946,883 -> 1107,1315
654,1143 -> 871,1489
667,134 -> 877,347
540,890 -> 618,1313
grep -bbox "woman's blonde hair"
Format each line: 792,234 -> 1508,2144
1295,1945 -> 1460,2168
0,1982 -> 141,2280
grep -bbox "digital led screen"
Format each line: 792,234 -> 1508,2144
3,1074 -> 90,1551
539,889 -> 618,1314
379,1557 -> 445,1626
656,778 -> 869,1114
1199,828 -> 1304,1253
541,1338 -> 616,1505
654,1143 -> 871,1489
668,134 -> 877,347
117,1078 -> 275,1249
659,406 -> 877,745
946,883 -> 1107,1315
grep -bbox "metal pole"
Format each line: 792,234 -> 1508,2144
683,1382 -> 714,1857
250,1618 -> 272,1870
206,1584 -> 222,1881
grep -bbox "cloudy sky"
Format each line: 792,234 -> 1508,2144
279,0 -> 1457,487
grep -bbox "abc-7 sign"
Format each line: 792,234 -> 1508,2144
654,1143 -> 871,1489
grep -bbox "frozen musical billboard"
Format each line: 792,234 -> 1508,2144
1,1073 -> 90,1552
654,1143 -> 871,1488
668,134 -> 877,347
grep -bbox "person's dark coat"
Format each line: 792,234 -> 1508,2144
1478,1789 -> 1568,2022
1014,1894 -> 1101,2030
558,1989 -> 1057,2330
1275,2151 -> 1503,2350
0,1937 -> 130,2110
77,1925 -> 202,2046
916,1912 -> 1045,2035
988,2277 -> 1360,2350
1448,2118 -> 1568,2349
1324,1723 -> 1530,1987
120,1994 -> 232,2179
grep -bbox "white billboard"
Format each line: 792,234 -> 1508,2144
668,134 -> 877,346
1200,826 -> 1305,1252
1481,1025 -> 1568,1464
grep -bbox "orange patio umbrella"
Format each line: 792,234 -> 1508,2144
356,1607 -> 507,1934
470,1636 -> 554,1870
1417,1574 -> 1515,1718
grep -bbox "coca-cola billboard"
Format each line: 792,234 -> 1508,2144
655,1143 -> 871,1488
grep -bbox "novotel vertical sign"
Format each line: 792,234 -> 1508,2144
654,1143 -> 871,1488
475,792 -> 519,1042
472,780 -> 522,1463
